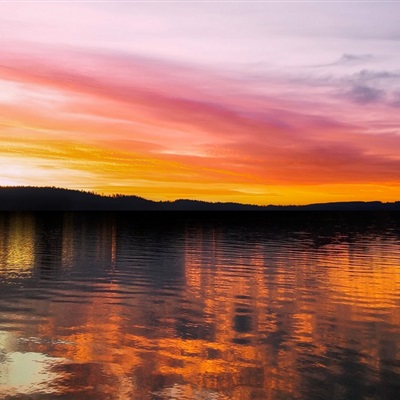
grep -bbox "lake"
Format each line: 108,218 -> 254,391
0,212 -> 399,399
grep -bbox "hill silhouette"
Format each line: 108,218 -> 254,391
0,186 -> 399,211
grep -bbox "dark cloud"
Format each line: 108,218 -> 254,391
337,69 -> 400,105
345,85 -> 384,104
354,69 -> 400,81
336,53 -> 374,65
292,65 -> 399,107
312,54 -> 375,68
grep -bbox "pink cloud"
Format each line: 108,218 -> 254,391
1,43 -> 400,189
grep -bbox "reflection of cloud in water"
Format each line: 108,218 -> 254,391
0,351 -> 67,396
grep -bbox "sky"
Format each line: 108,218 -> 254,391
1,1 -> 400,205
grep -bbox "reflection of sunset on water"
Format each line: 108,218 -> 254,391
0,213 -> 35,277
0,213 -> 399,399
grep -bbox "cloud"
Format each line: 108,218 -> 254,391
354,69 -> 400,82
1,43 -> 400,197
345,85 -> 384,104
334,53 -> 374,66
336,68 -> 400,105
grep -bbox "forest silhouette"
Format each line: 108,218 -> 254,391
0,186 -> 399,211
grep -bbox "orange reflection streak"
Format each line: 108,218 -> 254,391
0,214 -> 35,277
315,242 -> 400,323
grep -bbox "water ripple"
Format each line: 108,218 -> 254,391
0,212 -> 400,399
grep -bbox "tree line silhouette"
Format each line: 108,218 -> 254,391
0,186 -> 399,211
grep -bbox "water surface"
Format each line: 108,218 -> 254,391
0,212 -> 400,399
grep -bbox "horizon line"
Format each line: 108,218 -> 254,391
0,185 -> 398,208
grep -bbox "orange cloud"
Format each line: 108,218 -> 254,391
1,44 -> 400,204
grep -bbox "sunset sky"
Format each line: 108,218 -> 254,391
1,1 -> 400,205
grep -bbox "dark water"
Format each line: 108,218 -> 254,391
0,212 -> 400,400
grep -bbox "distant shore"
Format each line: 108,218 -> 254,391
0,186 -> 399,211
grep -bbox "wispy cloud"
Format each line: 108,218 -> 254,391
324,53 -> 375,67
1,44 -> 400,191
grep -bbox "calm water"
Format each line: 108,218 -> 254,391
0,212 -> 400,400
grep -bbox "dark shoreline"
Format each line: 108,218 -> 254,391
0,187 -> 399,212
